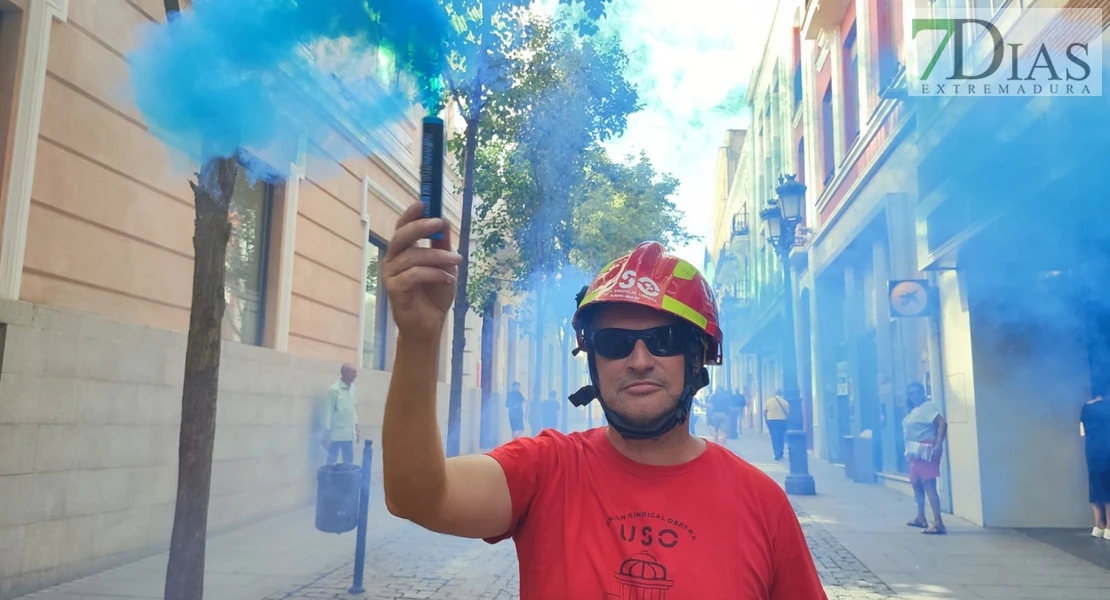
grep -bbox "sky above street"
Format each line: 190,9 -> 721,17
562,0 -> 778,267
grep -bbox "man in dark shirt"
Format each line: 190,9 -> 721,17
728,389 -> 747,439
707,386 -> 730,445
541,390 -> 561,432
505,382 -> 526,439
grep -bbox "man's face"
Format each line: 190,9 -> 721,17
907,385 -> 925,406
591,304 -> 691,427
341,366 -> 358,385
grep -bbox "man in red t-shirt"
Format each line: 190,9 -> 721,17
380,203 -> 827,599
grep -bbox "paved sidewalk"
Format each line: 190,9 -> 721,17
730,429 -> 1110,600
16,493 -> 406,600
17,430 -> 1110,600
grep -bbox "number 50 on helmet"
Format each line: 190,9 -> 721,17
571,241 -> 723,365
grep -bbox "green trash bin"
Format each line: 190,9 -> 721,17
315,463 -> 360,534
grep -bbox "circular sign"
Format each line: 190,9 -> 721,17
890,280 -> 929,317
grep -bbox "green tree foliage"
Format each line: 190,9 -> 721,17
442,0 -> 618,455
462,9 -> 695,425
466,13 -> 639,305
570,149 -> 698,275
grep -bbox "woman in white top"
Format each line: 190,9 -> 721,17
902,382 -> 947,535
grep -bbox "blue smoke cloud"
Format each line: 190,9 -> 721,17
127,0 -> 452,182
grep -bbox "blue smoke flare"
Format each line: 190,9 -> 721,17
127,0 -> 452,183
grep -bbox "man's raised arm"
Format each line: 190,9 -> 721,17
380,202 -> 513,540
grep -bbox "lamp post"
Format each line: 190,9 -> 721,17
760,174 -> 816,496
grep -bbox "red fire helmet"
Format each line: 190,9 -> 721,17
572,241 -> 723,365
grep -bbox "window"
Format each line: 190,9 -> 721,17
771,80 -> 782,179
223,165 -> 274,346
362,238 -> 389,370
797,138 -> 806,187
821,86 -> 835,185
843,24 -> 860,149
793,28 -> 803,110
0,8 -> 22,198
793,66 -> 804,110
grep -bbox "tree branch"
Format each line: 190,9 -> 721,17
445,71 -> 469,121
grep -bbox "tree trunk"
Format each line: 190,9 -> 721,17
164,156 -> 237,600
531,271 -> 545,434
478,298 -> 495,449
446,116 -> 480,457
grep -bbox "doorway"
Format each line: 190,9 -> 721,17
857,330 -> 882,471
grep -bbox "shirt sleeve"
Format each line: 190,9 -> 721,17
919,401 -> 942,423
352,385 -> 360,426
769,498 -> 828,600
481,430 -> 560,545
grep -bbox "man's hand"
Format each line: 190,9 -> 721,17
383,203 -> 461,344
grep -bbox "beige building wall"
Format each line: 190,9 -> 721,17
14,0 -> 464,364
0,1 -> 502,598
0,298 -> 485,599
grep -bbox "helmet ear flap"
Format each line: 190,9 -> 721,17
572,330 -> 588,357
694,367 -> 710,390
575,285 -> 590,307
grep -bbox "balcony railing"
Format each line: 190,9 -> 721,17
730,211 -> 750,238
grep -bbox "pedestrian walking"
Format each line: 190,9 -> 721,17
322,364 -> 359,464
378,203 -> 827,599
728,389 -> 746,439
707,386 -> 730,445
764,390 -> 788,460
689,395 -> 706,434
541,390 -> 561,432
506,382 -> 526,440
1080,385 -> 1110,540
903,382 -> 947,535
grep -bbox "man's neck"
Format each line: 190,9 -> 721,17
605,425 -> 705,467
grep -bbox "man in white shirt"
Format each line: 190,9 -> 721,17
323,364 -> 360,464
764,389 -> 789,461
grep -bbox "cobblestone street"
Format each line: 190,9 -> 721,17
261,526 -> 519,600
263,499 -> 897,600
796,503 -> 898,600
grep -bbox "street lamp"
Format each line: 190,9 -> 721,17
760,173 -> 816,496
760,199 -> 784,246
776,173 -> 806,222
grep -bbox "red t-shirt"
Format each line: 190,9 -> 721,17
484,428 -> 827,599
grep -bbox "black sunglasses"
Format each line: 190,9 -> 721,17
589,325 -> 691,360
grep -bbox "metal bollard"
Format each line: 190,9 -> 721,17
348,440 -> 373,594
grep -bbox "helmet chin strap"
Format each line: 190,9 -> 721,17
569,341 -> 711,440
